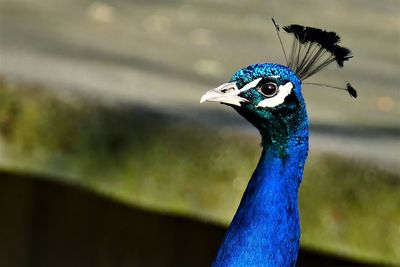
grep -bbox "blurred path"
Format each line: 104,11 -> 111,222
0,0 -> 399,172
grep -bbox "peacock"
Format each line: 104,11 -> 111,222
200,20 -> 356,267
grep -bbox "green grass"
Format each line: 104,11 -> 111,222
0,79 -> 399,265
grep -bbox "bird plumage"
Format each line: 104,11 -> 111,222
207,64 -> 308,266
200,21 -> 355,266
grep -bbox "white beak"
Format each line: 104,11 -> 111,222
200,82 -> 248,106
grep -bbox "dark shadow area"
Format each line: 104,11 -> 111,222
0,170 -> 388,267
0,170 -> 222,267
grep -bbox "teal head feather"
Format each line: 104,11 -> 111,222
229,63 -> 308,156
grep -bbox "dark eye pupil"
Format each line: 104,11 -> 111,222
260,82 -> 278,97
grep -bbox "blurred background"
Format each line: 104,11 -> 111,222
0,0 -> 399,266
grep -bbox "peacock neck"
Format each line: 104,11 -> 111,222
212,133 -> 308,267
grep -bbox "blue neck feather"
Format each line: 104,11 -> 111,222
213,129 -> 308,267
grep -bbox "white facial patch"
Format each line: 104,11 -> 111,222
240,78 -> 263,92
256,82 -> 293,108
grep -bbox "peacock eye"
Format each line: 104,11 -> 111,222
258,82 -> 278,97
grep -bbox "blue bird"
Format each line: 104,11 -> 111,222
200,21 -> 356,267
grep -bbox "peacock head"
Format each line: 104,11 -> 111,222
201,21 -> 356,151
200,63 -> 307,149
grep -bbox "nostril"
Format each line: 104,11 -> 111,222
221,87 -> 235,94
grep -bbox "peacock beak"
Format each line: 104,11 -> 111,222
200,82 -> 248,107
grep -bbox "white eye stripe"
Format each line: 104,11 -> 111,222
240,78 -> 263,92
256,82 -> 293,108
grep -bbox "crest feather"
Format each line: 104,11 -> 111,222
282,24 -> 352,80
346,82 -> 357,98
